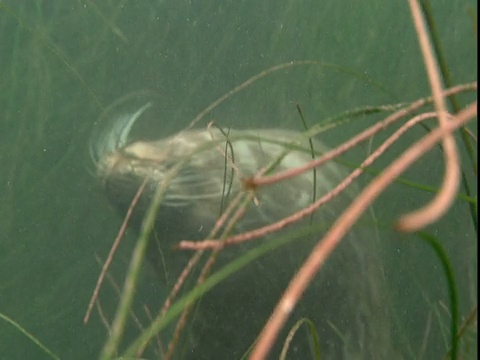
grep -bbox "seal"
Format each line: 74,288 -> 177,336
90,101 -> 392,359
96,127 -> 349,240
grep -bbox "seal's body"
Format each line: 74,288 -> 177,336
93,122 -> 391,358
97,128 -> 347,241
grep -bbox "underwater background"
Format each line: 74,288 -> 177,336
0,1 -> 477,359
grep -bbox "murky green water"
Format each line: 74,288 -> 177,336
0,1 -> 476,359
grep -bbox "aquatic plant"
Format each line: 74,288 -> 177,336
0,1 -> 476,359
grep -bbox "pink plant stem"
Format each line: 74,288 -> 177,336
249,102 -> 476,360
211,192 -> 245,237
177,111 -> 444,252
84,178 -> 148,324
162,193 -> 248,359
160,251 -> 204,316
252,84 -> 472,189
177,83 -> 475,253
398,0 -> 460,232
161,193 -> 244,316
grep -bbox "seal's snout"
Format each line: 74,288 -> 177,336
88,96 -> 154,178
